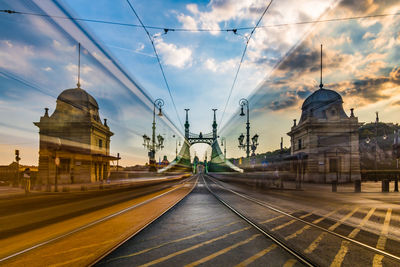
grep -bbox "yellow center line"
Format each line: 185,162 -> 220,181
283,259 -> 298,267
185,234 -> 261,267
373,208 -> 392,266
330,208 -> 376,267
285,206 -> 343,241
304,207 -> 359,254
272,212 -> 313,232
138,226 -> 251,267
108,220 -> 241,261
234,244 -> 277,267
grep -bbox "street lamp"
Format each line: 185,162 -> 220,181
220,137 -> 227,160
142,98 -> 165,171
172,135 -> 181,158
238,133 -> 245,149
251,134 -> 259,156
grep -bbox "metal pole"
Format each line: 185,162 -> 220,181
396,158 -> 399,192
224,141 -> 226,160
375,114 -> 378,181
151,103 -> 156,170
246,104 -> 250,158
54,150 -> 58,192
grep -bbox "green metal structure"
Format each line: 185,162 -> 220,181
158,109 -> 243,173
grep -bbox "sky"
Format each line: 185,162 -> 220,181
0,0 -> 400,166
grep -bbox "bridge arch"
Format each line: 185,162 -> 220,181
159,109 -> 242,173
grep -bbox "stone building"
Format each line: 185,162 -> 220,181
287,87 -> 362,183
34,85 -> 117,185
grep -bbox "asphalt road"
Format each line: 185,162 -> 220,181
98,177 -> 304,267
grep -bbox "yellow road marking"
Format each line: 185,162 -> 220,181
373,208 -> 392,266
348,208 -> 376,238
376,208 -> 392,250
304,207 -> 359,254
143,216 -> 230,242
272,212 -> 313,231
372,254 -> 384,267
138,226 -> 251,267
330,208 -> 376,267
109,221 -> 241,261
260,214 -> 286,224
285,206 -> 343,241
185,234 -> 261,267
48,253 -> 94,267
283,259 -> 298,267
234,244 -> 277,267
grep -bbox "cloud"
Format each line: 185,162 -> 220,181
42,67 -> 53,72
136,43 -> 145,52
203,57 -> 237,72
331,66 -> 400,103
154,38 -> 193,68
277,43 -> 349,75
52,40 -> 76,52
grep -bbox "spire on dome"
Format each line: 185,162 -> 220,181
319,44 -> 323,89
77,42 -> 81,89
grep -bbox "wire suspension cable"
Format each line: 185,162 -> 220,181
1,9 -> 400,32
124,1 -> 183,130
218,0 -> 274,128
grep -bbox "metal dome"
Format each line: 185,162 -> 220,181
57,87 -> 99,110
301,88 -> 342,111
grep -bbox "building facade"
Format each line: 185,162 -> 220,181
287,88 -> 362,183
34,86 -> 116,185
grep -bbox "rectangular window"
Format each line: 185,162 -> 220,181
59,158 -> 70,174
298,139 -> 302,150
99,139 -> 103,148
329,158 -> 338,173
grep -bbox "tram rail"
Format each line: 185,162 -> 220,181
204,174 -> 400,265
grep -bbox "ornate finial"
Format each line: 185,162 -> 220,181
44,108 -> 49,117
104,118 -> 108,127
293,119 -> 297,126
319,44 -> 323,89
376,111 -> 379,123
350,108 -> 354,118
77,43 -> 81,89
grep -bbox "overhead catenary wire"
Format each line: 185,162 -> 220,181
218,0 -> 274,129
1,9 -> 400,33
124,1 -> 183,130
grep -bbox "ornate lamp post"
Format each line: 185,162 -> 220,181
143,99 -> 165,171
239,98 -> 250,158
238,98 -> 259,159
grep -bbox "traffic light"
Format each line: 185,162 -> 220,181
15,150 -> 21,162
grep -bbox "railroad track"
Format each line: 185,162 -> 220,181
0,175 -> 198,266
203,174 -> 400,266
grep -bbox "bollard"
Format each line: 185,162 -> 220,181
354,180 -> 361,193
382,179 -> 389,192
332,181 -> 337,192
